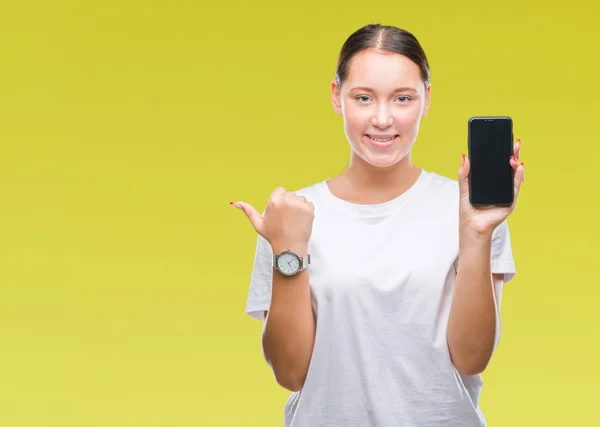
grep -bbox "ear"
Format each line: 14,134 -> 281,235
331,79 -> 342,115
422,83 -> 432,117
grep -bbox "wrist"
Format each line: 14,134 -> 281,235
459,217 -> 497,238
271,240 -> 309,255
459,226 -> 493,254
460,225 -> 493,239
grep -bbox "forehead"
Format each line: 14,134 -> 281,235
344,49 -> 422,91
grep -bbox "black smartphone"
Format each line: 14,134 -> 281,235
467,116 -> 514,206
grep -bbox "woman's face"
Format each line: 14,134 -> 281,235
331,48 -> 431,169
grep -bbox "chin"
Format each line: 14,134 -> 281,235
358,150 -> 406,169
355,142 -> 411,169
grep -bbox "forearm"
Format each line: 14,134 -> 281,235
447,228 -> 498,376
262,243 -> 316,392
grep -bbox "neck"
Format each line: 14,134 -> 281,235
328,151 -> 422,205
345,151 -> 420,189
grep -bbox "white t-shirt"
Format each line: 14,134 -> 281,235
245,169 -> 516,427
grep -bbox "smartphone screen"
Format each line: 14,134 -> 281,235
468,117 -> 514,206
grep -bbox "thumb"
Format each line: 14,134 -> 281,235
230,201 -> 265,235
457,154 -> 470,197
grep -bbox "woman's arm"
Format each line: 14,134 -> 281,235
449,143 -> 524,376
446,229 -> 503,376
261,242 -> 316,392
232,189 -> 317,392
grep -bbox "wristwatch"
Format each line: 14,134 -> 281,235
273,250 -> 311,276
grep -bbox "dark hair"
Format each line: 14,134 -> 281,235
335,24 -> 431,88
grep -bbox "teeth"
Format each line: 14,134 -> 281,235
370,136 -> 395,142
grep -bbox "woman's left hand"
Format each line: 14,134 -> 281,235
458,138 -> 525,235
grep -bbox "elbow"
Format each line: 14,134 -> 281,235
262,338 -> 309,392
263,352 -> 307,392
447,334 -> 497,376
265,354 -> 307,392
449,342 -> 492,376
261,323 -> 313,392
456,365 -> 487,377
274,371 -> 306,392
452,358 -> 490,376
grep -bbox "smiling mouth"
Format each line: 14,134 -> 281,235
365,134 -> 400,148
366,135 -> 398,142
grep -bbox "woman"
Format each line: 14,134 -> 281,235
232,23 -> 524,427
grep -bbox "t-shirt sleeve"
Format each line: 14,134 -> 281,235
491,219 -> 516,284
245,233 -> 273,321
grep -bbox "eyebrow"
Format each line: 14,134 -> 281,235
350,86 -> 418,94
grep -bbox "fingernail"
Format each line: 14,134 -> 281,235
516,138 -> 521,144
461,154 -> 465,166
520,162 -> 524,166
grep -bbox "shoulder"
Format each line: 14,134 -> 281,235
421,170 -> 459,204
424,170 -> 458,191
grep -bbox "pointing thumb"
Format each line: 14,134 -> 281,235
231,201 -> 265,236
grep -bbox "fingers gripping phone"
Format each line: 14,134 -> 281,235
468,116 -> 515,206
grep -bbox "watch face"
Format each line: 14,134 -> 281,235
277,251 -> 301,275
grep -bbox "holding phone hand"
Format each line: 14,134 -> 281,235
458,138 -> 525,235
231,187 -> 315,252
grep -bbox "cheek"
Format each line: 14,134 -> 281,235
396,105 -> 425,130
398,103 -> 423,119
343,105 -> 369,129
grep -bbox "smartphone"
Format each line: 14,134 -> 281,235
467,116 -> 514,206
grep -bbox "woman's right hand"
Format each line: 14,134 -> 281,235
231,187 -> 315,252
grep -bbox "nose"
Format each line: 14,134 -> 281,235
371,104 -> 393,128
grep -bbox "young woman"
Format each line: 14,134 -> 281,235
232,23 -> 524,427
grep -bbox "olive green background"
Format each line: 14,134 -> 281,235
0,0 -> 598,425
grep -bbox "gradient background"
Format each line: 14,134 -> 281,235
1,0 -> 598,426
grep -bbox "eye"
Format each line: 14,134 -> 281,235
356,96 -> 371,103
396,96 -> 411,103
